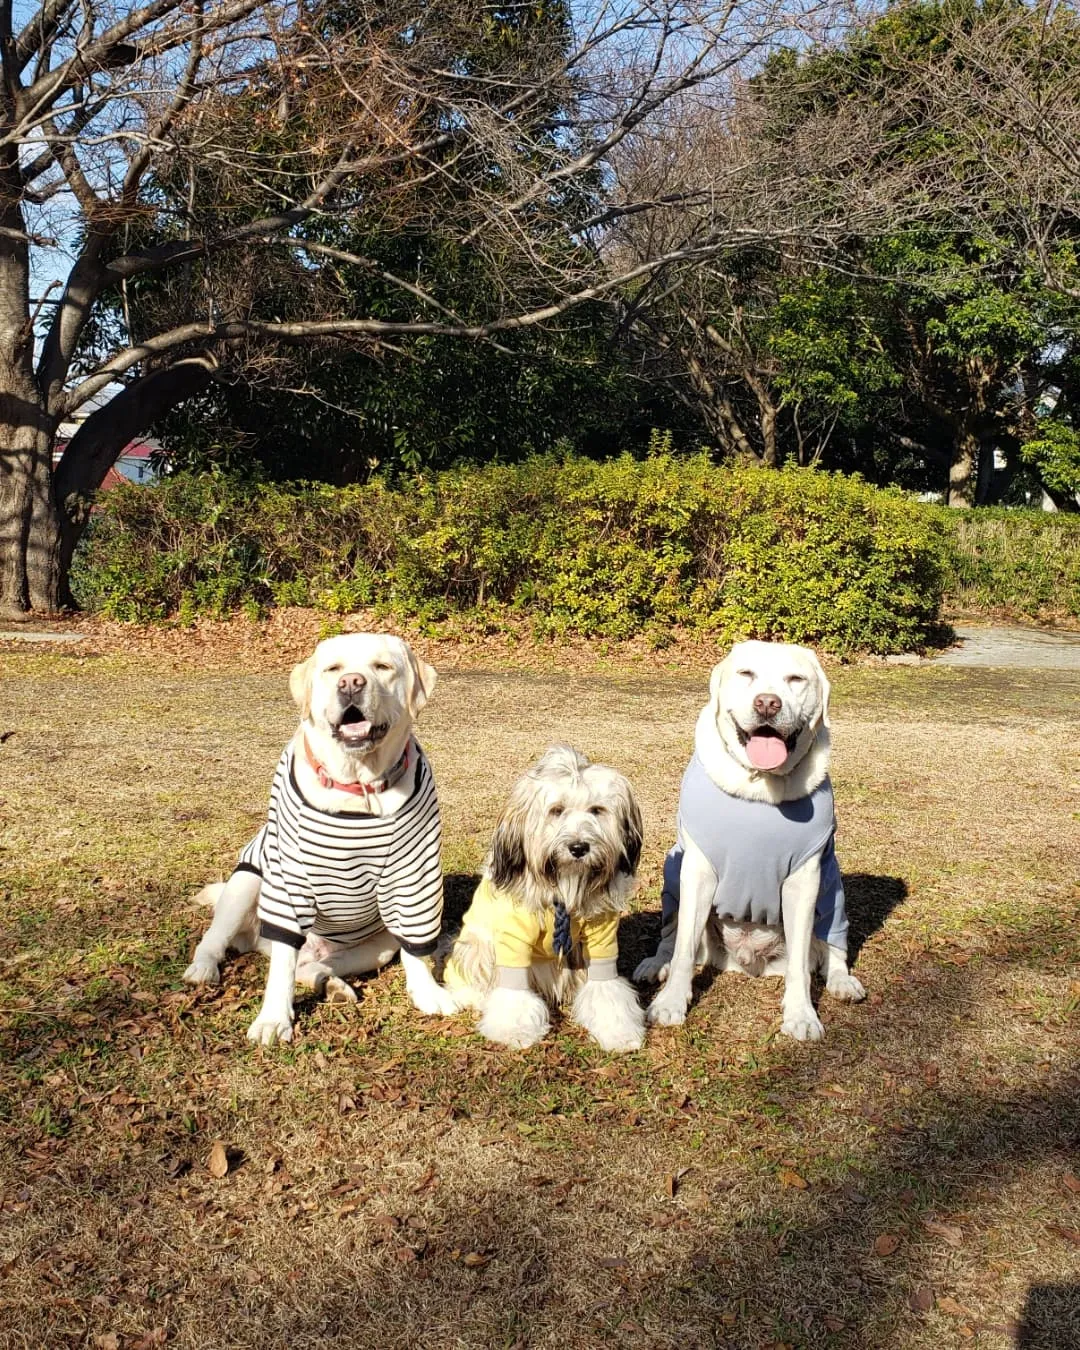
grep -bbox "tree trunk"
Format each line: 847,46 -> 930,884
54,357 -> 217,598
947,427 -> 978,507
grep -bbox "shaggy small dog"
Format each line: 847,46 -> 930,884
443,746 -> 645,1052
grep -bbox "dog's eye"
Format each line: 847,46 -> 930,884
548,805 -> 565,818
589,805 -> 607,816
372,662 -> 392,673
737,669 -> 755,679
785,674 -> 807,685
325,663 -> 343,674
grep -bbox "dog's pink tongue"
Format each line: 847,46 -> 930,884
746,733 -> 788,770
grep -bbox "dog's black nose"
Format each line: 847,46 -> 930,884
568,841 -> 590,858
338,672 -> 367,699
753,693 -> 781,719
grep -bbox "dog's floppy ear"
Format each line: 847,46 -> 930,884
489,798 -> 527,891
289,656 -> 315,719
708,652 -> 734,710
403,644 -> 437,716
805,650 -> 831,730
616,781 -> 644,877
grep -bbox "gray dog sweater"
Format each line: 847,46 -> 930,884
234,741 -> 443,956
661,751 -> 848,950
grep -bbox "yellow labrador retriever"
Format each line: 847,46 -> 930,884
635,640 -> 865,1041
184,632 -> 456,1043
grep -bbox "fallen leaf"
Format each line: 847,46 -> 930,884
923,1217 -> 963,1247
823,1315 -> 845,1331
94,1337 -> 120,1350
130,1332 -> 167,1350
412,1167 -> 438,1194
909,1285 -> 935,1313
207,1140 -> 229,1178
1063,1173 -> 1080,1195
664,1167 -> 690,1198
462,1251 -> 490,1268
873,1233 -> 901,1257
937,1296 -> 970,1318
1047,1223 -> 1080,1245
778,1168 -> 809,1191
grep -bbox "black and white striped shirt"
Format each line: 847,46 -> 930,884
235,740 -> 443,956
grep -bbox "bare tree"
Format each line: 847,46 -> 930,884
607,65 -> 951,468
0,0 -> 838,615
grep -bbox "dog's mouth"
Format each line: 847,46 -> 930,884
732,717 -> 800,772
332,705 -> 388,750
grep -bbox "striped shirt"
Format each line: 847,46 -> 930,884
235,740 -> 443,956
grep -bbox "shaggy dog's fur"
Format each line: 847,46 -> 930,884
444,746 -> 645,1052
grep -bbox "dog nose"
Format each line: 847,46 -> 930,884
568,841 -> 590,859
337,672 -> 367,699
753,693 -> 781,719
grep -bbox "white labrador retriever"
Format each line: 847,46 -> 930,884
635,640 -> 865,1041
183,632 -> 457,1044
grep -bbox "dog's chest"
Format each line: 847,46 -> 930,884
678,755 -> 835,919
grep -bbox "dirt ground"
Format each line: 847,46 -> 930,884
0,630 -> 1077,1349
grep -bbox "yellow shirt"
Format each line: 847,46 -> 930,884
454,876 -> 620,970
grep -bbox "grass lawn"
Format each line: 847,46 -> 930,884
0,634 -> 1077,1349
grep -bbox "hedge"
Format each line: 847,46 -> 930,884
72,453 -> 950,655
939,507 -> 1080,624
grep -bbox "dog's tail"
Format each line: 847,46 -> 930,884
192,882 -> 225,911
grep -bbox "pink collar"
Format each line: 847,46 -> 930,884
301,736 -> 411,797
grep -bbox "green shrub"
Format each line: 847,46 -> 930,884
72,454 -> 949,654
939,507 -> 1080,622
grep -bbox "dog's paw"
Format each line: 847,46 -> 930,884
246,1015 -> 293,1046
324,976 -> 358,1004
826,972 -> 866,1003
780,1010 -> 825,1042
574,978 -> 645,1053
408,982 -> 460,1018
594,1024 -> 645,1053
477,988 -> 549,1049
182,954 -> 221,986
633,954 -> 671,984
646,986 -> 690,1027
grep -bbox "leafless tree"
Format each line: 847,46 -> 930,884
606,60 -> 962,471
0,0 -> 842,614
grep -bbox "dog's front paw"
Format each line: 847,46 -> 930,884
324,976 -> 358,1004
477,987 -> 549,1049
574,978 -> 645,1053
633,953 -> 671,984
246,1015 -> 293,1046
780,1009 -> 825,1042
826,972 -> 866,1002
594,1023 -> 645,1053
408,982 -> 460,1017
182,953 -> 221,986
646,985 -> 690,1027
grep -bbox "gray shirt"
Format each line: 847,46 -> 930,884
661,751 -> 848,950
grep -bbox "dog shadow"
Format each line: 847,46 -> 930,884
617,871 -> 909,983
1015,1283 -> 1080,1349
442,872 -> 481,933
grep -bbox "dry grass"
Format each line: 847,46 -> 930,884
0,636 -> 1078,1349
